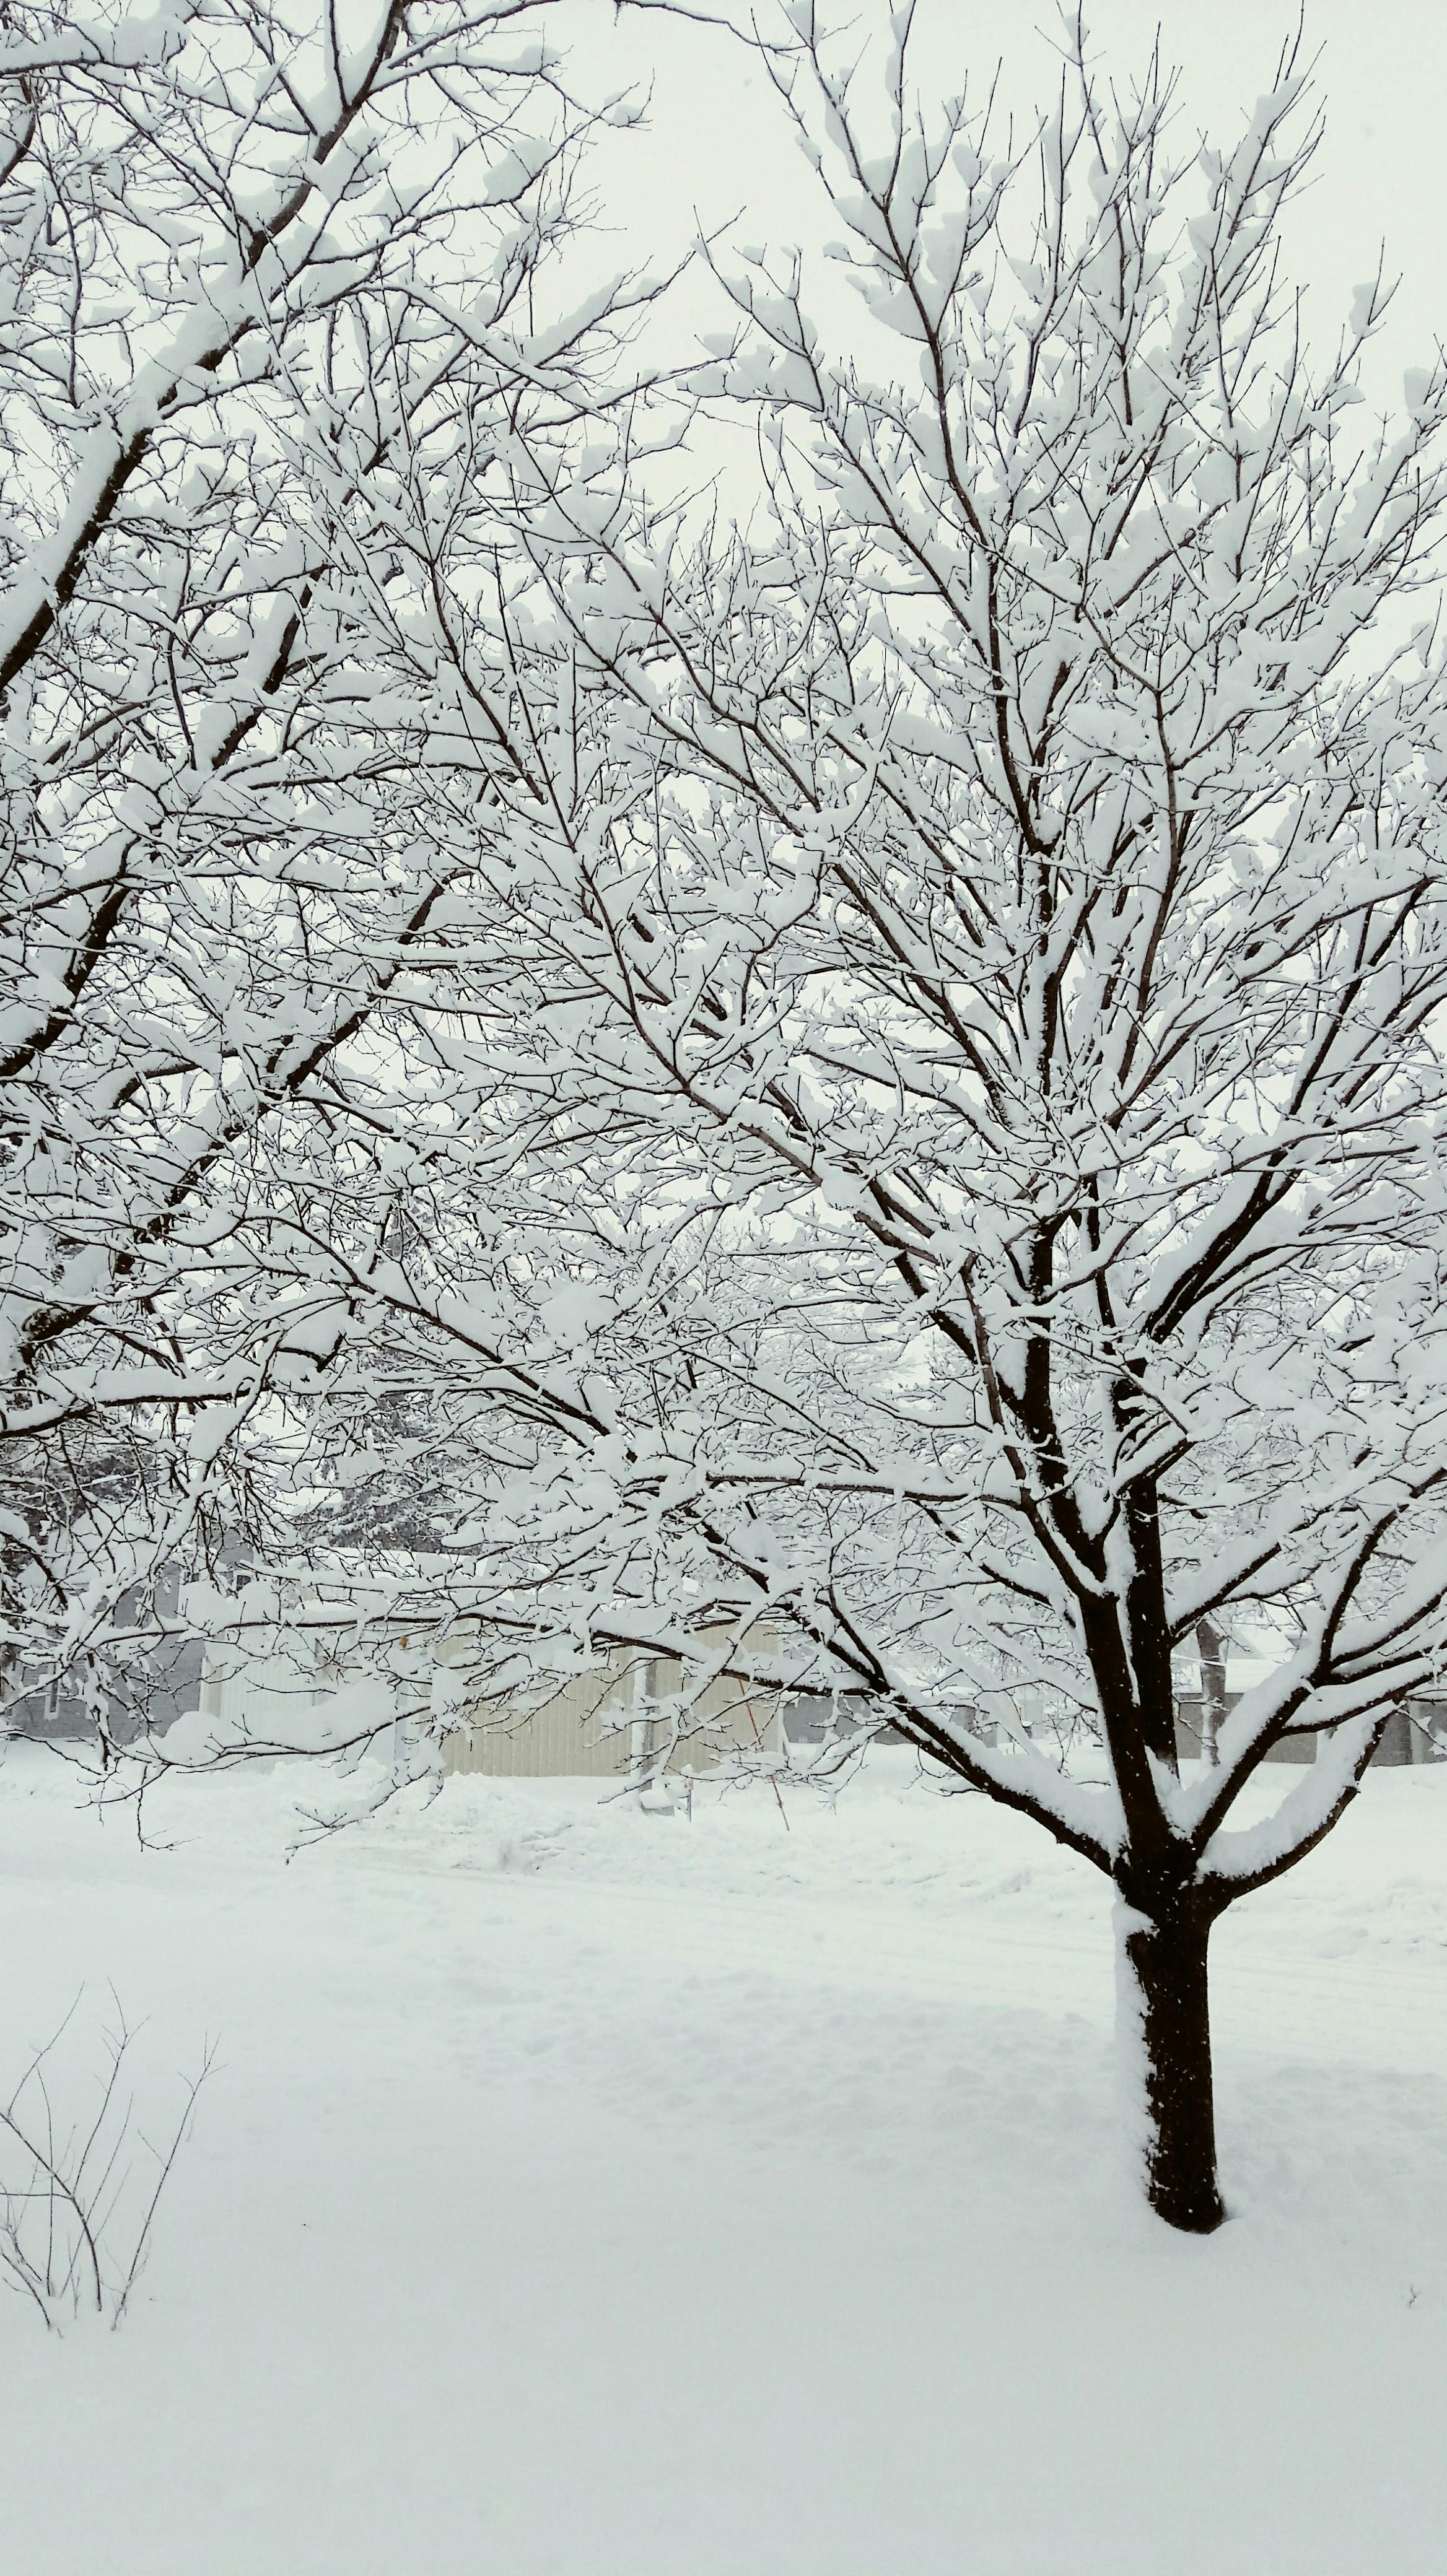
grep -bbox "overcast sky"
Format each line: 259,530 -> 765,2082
554,0 -> 1447,414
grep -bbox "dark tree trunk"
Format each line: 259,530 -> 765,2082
1117,1897 -> 1225,2234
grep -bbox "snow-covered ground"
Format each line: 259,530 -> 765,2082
1,1743 -> 1445,2575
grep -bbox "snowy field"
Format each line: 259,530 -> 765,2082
2,1743 -> 1445,2576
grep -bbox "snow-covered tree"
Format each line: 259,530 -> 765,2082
284,7 -> 1447,2232
0,0 -> 645,1715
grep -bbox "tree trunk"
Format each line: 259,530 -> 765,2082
1116,1897 -> 1225,2234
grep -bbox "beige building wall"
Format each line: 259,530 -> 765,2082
441,1640 -> 783,1780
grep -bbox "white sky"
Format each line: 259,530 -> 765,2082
554,0 -> 1447,414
